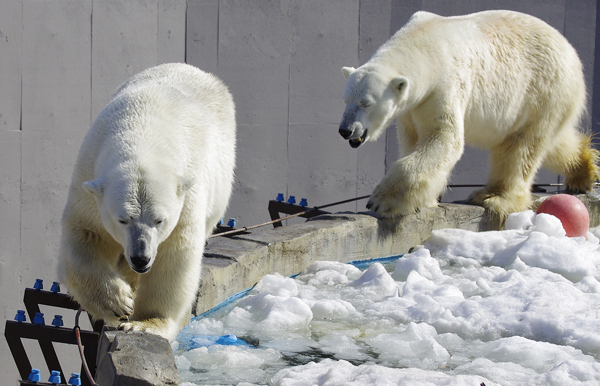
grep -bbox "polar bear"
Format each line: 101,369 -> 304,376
339,10 -> 598,222
58,63 -> 236,340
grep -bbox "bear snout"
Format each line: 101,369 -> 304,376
339,120 -> 364,140
339,124 -> 354,139
339,104 -> 362,140
130,254 -> 152,273
125,223 -> 158,273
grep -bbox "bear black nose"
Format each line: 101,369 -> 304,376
130,255 -> 151,272
339,125 -> 353,139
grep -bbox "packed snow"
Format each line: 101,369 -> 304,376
174,210 -> 600,386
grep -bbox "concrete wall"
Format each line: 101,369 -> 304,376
1,0 -> 597,382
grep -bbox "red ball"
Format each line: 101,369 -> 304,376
536,194 -> 590,237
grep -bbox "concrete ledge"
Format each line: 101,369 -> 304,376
197,202 -> 473,313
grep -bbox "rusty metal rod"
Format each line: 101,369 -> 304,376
209,194 -> 371,238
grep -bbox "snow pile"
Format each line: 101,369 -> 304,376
175,210 -> 600,386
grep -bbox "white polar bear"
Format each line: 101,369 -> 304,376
58,63 -> 236,340
339,10 -> 599,222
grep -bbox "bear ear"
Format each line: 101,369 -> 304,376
177,177 -> 196,195
82,179 -> 104,197
341,66 -> 356,80
391,76 -> 410,100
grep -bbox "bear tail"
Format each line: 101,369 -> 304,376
563,133 -> 600,193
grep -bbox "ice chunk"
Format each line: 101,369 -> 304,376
351,262 -> 398,296
505,209 -> 536,230
532,213 -> 567,238
392,247 -> 443,281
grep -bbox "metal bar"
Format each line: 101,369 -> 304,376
5,321 -> 100,385
5,321 -> 98,348
268,200 -> 284,227
22,289 -> 84,384
5,321 -> 32,381
267,200 -> 330,228
23,288 -> 82,313
39,340 -> 65,384
23,288 -> 103,332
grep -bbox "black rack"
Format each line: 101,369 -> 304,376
5,284 -> 103,385
267,199 -> 329,227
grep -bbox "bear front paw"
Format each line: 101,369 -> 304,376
367,178 -> 414,217
367,190 -> 401,218
119,320 -> 147,332
119,318 -> 175,340
83,278 -> 135,322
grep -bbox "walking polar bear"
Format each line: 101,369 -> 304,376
339,10 -> 599,222
58,63 -> 236,340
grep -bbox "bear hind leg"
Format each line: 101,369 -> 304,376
469,129 -> 548,222
544,131 -> 600,193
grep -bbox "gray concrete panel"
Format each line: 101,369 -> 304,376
185,0 -> 219,74
91,0 -> 159,117
359,0 -> 393,64
421,0 -> 496,16
20,0 -> 91,264
390,0 -> 423,32
493,0 -> 566,28
21,0 -> 91,133
288,123 -> 358,213
0,131 -> 22,380
214,0 -> 295,225
0,1 -> 22,132
20,130 -> 85,262
158,0 -> 187,64
358,0 -> 400,65
227,123 -> 289,226
217,0 -> 293,126
565,0 -> 596,130
0,9 -> 23,370
288,0 -> 359,125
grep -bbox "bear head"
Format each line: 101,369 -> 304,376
339,66 -> 410,148
83,168 -> 194,274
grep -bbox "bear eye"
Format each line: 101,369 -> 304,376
360,100 -> 372,108
118,219 -> 128,225
155,219 -> 164,226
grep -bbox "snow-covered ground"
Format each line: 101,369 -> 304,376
173,210 -> 600,386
